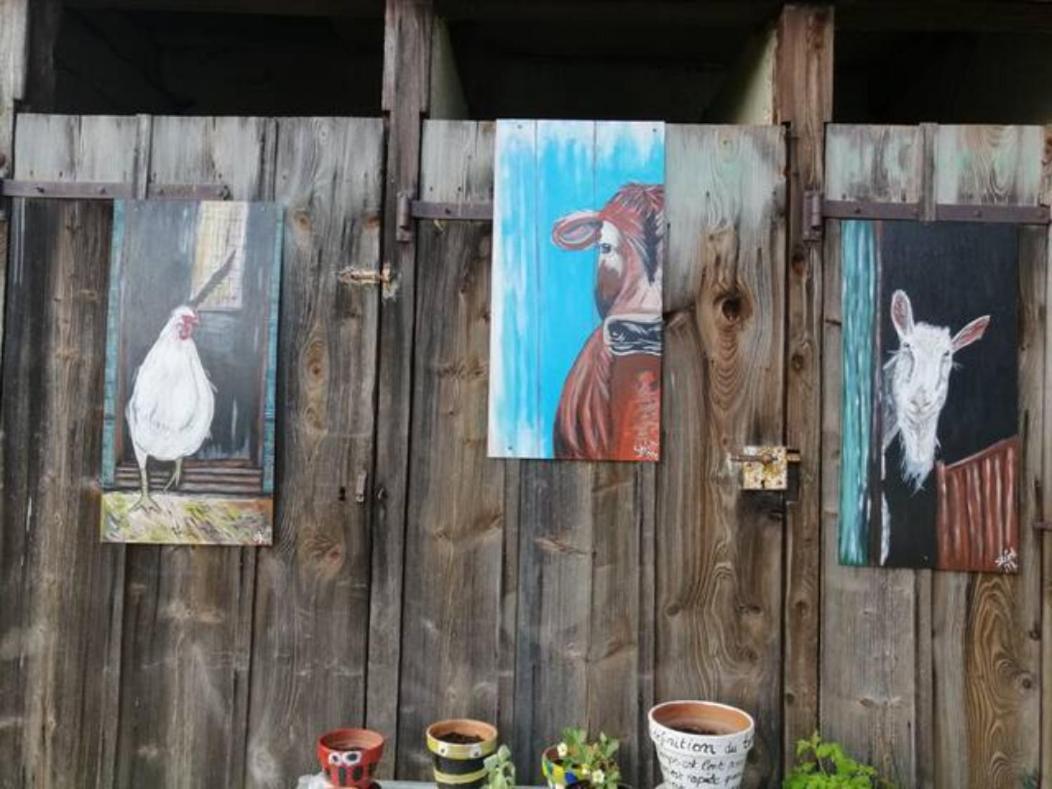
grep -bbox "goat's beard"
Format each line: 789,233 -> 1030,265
896,415 -> 938,492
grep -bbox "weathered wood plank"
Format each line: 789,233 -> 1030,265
368,1 -> 434,775
115,116 -> 271,788
824,125 -> 925,205
1042,123 -> 1052,789
774,5 -> 833,767
930,125 -> 1043,789
657,124 -> 786,789
820,126 -> 921,787
0,114 -> 140,789
397,120 -> 503,778
245,117 -> 383,788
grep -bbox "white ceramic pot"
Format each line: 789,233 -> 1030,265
648,700 -> 755,789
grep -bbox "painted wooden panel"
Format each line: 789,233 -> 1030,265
489,120 -> 665,461
100,199 -> 283,545
838,220 -> 1020,572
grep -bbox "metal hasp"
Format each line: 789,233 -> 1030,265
732,446 -> 801,491
0,179 -> 230,201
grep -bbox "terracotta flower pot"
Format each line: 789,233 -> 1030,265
426,718 -> 498,789
648,701 -> 754,789
316,728 -> 385,789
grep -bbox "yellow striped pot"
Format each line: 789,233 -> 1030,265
426,719 -> 498,789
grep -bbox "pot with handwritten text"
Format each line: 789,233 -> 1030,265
648,701 -> 754,789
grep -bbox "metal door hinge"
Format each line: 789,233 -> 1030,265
802,190 -> 823,242
732,446 -> 801,491
338,263 -> 392,287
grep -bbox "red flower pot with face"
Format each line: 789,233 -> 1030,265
317,728 -> 385,788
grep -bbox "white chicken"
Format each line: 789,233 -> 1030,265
126,305 -> 215,510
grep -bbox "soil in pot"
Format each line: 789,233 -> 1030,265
438,732 -> 483,745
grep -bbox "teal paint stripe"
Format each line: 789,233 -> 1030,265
100,200 -> 127,488
838,220 -> 876,565
261,205 -> 284,495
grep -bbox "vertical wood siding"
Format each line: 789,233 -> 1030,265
2,112 -> 1050,789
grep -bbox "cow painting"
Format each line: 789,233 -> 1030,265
489,120 -> 665,461
550,183 -> 664,460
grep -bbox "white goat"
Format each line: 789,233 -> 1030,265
879,289 -> 989,563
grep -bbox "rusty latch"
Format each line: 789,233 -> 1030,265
338,264 -> 391,287
731,446 -> 801,491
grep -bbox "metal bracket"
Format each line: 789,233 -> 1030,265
732,446 -> 801,491
0,179 -> 230,201
338,263 -> 392,287
396,193 -> 494,241
808,194 -> 1050,226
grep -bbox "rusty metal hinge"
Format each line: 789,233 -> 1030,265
338,263 -> 392,287
731,446 -> 801,491
802,190 -> 823,242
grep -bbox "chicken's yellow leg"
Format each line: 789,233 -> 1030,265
129,464 -> 157,512
163,458 -> 183,492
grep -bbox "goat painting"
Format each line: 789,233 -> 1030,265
839,220 -> 1020,573
489,120 -> 664,461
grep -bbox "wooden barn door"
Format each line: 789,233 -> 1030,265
400,121 -> 787,787
0,114 -> 384,787
820,124 -> 1047,788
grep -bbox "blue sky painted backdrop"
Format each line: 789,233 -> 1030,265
489,120 -> 664,459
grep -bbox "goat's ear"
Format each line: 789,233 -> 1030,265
952,314 -> 990,351
552,211 -> 602,251
890,289 -> 914,339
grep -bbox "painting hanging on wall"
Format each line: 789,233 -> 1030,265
838,220 -> 1020,572
489,119 -> 665,461
100,200 -> 283,545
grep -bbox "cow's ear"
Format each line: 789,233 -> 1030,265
552,211 -> 602,250
890,289 -> 914,340
952,314 -> 990,351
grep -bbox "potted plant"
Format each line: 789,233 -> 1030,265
784,732 -> 893,788
648,700 -> 754,789
541,727 -> 621,788
316,727 -> 385,789
426,718 -> 499,789
484,744 -> 517,789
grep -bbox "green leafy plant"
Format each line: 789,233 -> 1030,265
784,733 -> 894,789
484,744 -> 516,789
554,727 -> 621,788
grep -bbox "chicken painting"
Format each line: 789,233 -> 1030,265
126,305 -> 215,510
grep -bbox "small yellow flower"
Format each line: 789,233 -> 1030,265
557,743 -> 568,759
592,769 -> 605,784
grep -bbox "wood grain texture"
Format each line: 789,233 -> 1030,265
774,5 -> 833,765
368,2 -> 433,775
0,113 -> 140,789
397,120 -> 503,778
931,125 -> 1043,789
656,124 -> 786,788
1042,123 -> 1052,789
245,117 -> 383,788
115,116 -> 271,789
